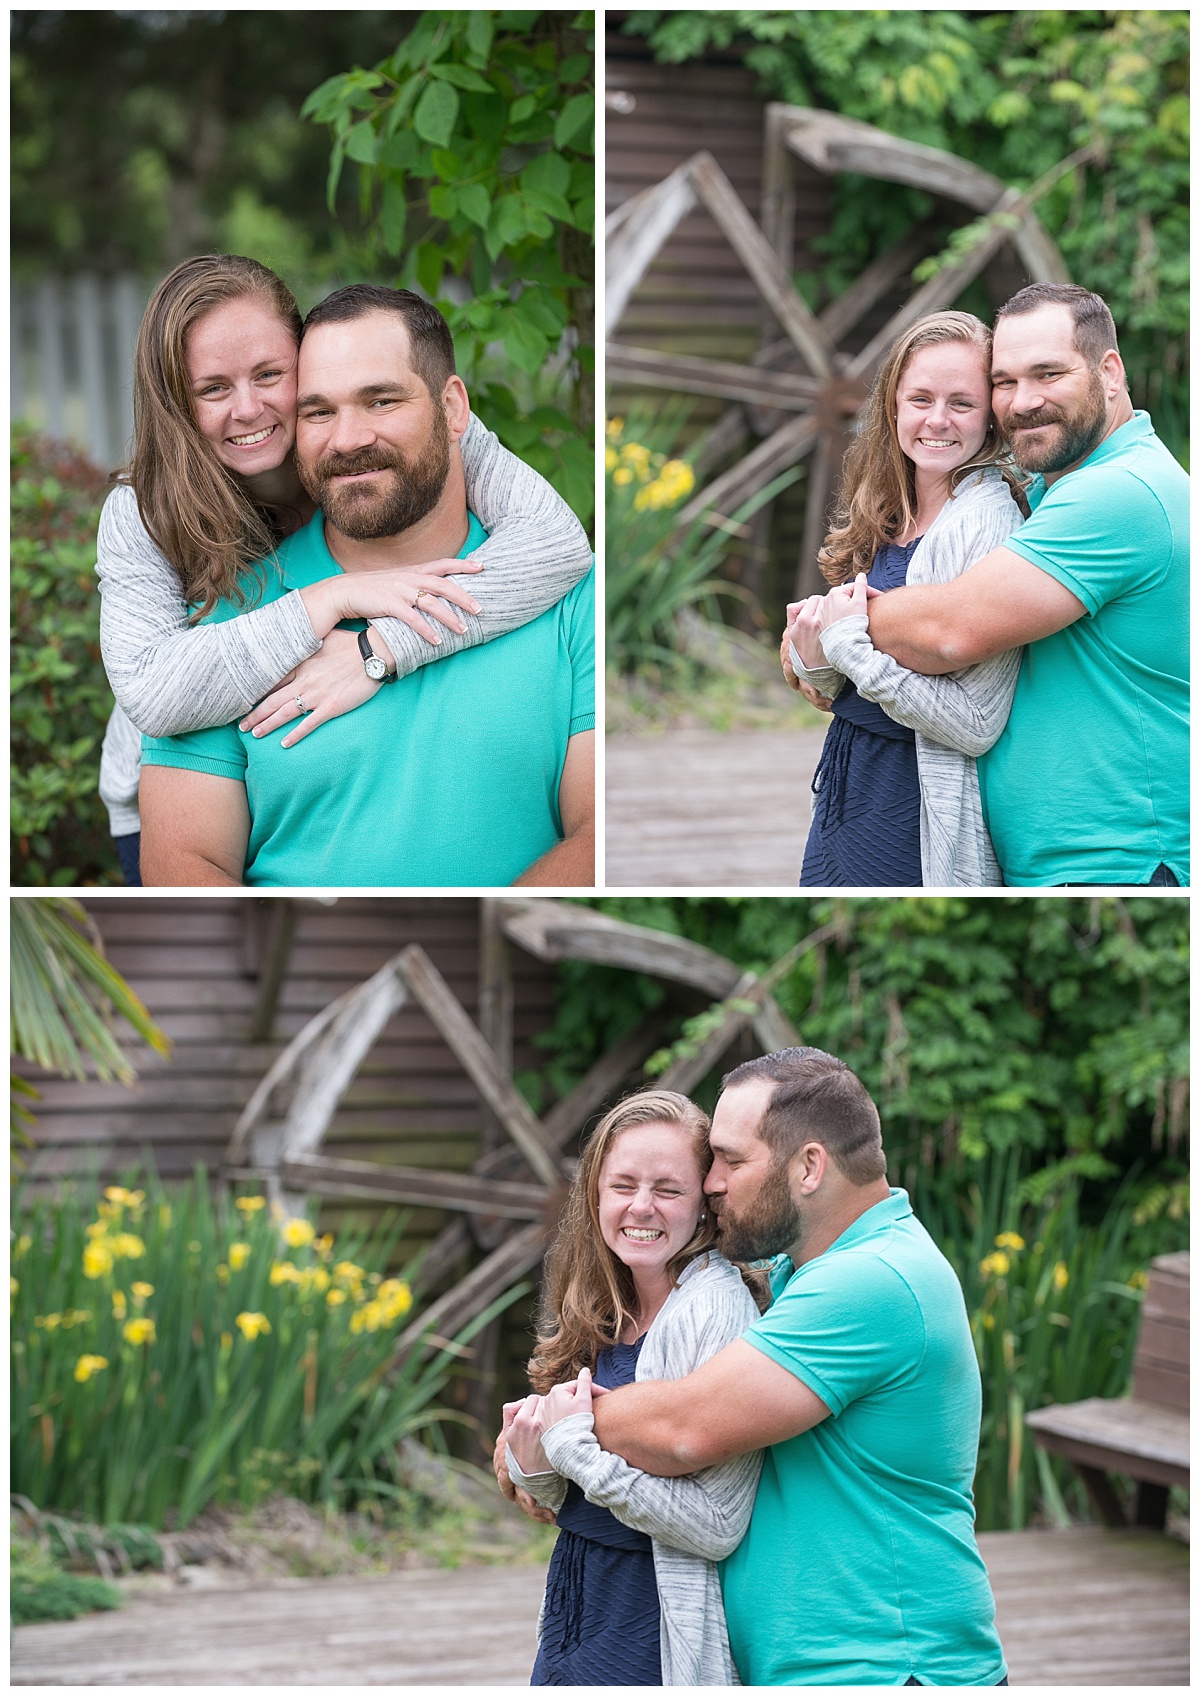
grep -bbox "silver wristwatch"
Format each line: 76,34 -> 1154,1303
357,629 -> 394,683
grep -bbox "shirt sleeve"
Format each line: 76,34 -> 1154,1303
368,414 -> 595,675
140,719 -> 248,783
744,1251 -> 925,1416
1004,467 -> 1174,615
96,484 -> 321,737
565,569 -> 596,735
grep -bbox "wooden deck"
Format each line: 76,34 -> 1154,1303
11,1527 -> 1187,1685
606,726 -> 825,887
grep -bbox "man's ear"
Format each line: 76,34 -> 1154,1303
1099,347 -> 1127,402
793,1141 -> 828,1196
442,375 -> 471,443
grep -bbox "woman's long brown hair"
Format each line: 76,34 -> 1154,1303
527,1091 -> 719,1394
819,310 -> 1027,586
125,254 -> 303,618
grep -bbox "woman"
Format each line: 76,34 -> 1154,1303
503,1091 -> 762,1686
96,254 -> 592,883
785,311 -> 1027,888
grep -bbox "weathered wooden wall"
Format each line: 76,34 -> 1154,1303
19,898 -> 557,1228
605,21 -> 824,622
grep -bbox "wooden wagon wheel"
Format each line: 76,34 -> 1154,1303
223,898 -> 835,1370
606,103 -> 1077,599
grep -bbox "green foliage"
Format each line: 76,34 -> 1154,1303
918,1160 -> 1164,1531
11,11 -> 411,305
531,897 -> 1190,1212
606,407 -> 799,673
303,12 -> 595,525
11,427 -> 119,887
10,1531 -> 122,1624
11,1173 -> 527,1529
11,898 -> 170,1086
625,10 -> 1189,462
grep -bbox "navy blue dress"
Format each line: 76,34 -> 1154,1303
531,1336 -> 661,1686
800,538 -> 924,888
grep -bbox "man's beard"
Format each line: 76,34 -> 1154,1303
715,1159 -> 801,1262
300,405 -> 451,539
1003,368 -> 1108,474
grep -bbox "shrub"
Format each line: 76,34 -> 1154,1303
10,1530 -> 122,1623
11,425 -> 120,885
11,1172 -> 525,1529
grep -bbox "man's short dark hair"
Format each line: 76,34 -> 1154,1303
996,283 -> 1121,371
721,1047 -> 886,1186
302,285 -> 456,397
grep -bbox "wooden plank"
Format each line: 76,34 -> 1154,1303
677,409 -> 821,524
606,342 -> 821,410
606,726 -> 826,888
605,158 -> 698,334
10,1565 -> 548,1686
278,1155 -> 549,1222
979,1526 -> 1189,1686
541,1017 -> 674,1149
9,1526 -> 1187,1686
397,947 -> 563,1190
688,151 -> 834,378
658,924 -> 837,1095
499,897 -> 744,998
777,104 -> 1006,212
1026,1396 -> 1189,1487
394,1222 -> 552,1360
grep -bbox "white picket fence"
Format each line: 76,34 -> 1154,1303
11,272 -> 153,470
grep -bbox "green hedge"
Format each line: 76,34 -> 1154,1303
11,426 -> 121,885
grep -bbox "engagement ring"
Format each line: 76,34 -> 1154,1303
294,696 -> 307,713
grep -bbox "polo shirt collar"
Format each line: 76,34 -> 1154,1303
771,1187 -> 913,1296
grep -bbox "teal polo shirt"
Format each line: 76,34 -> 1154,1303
977,412 -> 1189,886
142,511 -> 595,887
721,1190 -> 1005,1687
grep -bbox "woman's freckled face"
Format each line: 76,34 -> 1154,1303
596,1122 -> 705,1280
895,342 -> 992,480
184,296 -> 299,476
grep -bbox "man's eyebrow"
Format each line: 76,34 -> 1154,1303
297,381 -> 414,408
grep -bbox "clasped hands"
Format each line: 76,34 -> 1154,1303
492,1366 -> 609,1525
780,572 -> 881,708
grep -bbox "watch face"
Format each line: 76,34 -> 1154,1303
364,656 -> 388,682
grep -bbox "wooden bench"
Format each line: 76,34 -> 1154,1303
1025,1250 -> 1188,1530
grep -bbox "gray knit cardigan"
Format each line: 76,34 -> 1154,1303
96,414 -> 593,834
507,1253 -> 762,1687
791,466 -> 1025,887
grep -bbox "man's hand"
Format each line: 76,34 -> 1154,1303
139,766 -> 249,886
514,729 -> 595,887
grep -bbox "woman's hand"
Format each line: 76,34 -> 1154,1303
816,571 -> 880,632
239,630 -> 383,748
538,1365 -> 608,1433
784,596 -> 830,672
300,557 -> 485,645
493,1405 -> 557,1525
507,1393 -> 552,1476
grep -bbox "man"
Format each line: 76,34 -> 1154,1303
140,286 -> 594,886
797,283 -> 1188,887
499,1048 -> 1007,1687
